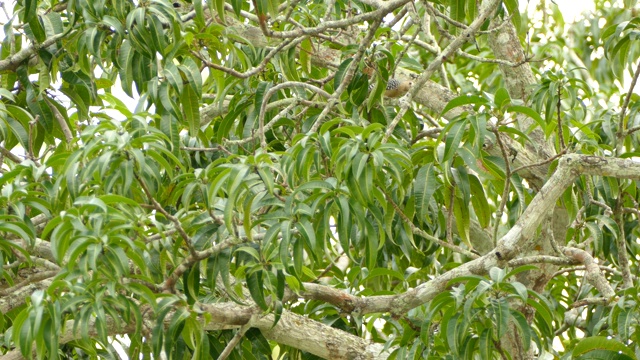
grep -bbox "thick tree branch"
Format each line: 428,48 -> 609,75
385,154 -> 640,316
0,33 -> 66,72
561,246 -> 616,301
0,146 -> 24,164
0,279 -> 53,313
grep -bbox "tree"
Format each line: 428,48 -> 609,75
2,0 -> 640,358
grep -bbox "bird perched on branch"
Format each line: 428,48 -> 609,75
383,78 -> 413,98
362,59 -> 413,98
369,78 -> 413,98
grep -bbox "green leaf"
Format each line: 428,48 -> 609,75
469,175 -> 490,228
13,308 -> 31,358
440,95 -> 488,116
491,298 -> 509,338
502,0 -> 522,30
0,217 -> 34,244
279,219 -> 292,270
230,0 -> 243,16
478,328 -> 492,359
292,236 -> 303,277
299,38 -> 312,74
453,195 -> 470,248
505,265 -> 539,279
295,219 -> 317,262
511,310 -> 532,351
267,0 -> 280,21
508,105 -> 546,131
494,88 -> 511,109
224,166 -> 249,233
616,307 -> 633,342
23,0 -> 37,23
163,61 -> 183,95
414,164 -> 437,223
445,311 -> 463,354
215,0 -> 226,24
448,0 -> 465,36
117,41 -> 135,97
441,119 -> 466,163
181,85 -> 201,136
572,336 -> 636,359
4,106 -> 31,149
246,269 -> 269,311
334,58 -> 354,90
185,263 -> 201,305
526,294 -> 553,338
179,57 -> 203,97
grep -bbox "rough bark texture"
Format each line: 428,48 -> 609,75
487,14 -> 562,360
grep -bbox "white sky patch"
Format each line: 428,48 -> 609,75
520,0 -> 596,22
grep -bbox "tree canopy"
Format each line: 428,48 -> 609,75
2,0 -> 640,359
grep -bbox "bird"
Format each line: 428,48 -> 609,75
369,78 -> 413,98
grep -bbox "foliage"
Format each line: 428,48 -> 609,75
0,0 -> 639,359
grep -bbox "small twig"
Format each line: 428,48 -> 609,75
319,0 -> 335,21
381,188 -> 478,258
556,84 -> 565,150
423,1 -> 467,30
217,321 -> 253,360
621,193 -> 640,217
627,124 -> 640,135
411,127 -> 443,143
457,48 -> 531,67
446,188 -> 454,244
582,178 -> 613,216
259,100 -> 298,148
387,6 -> 409,29
162,235 -> 254,293
180,144 -> 230,159
257,83 -> 331,148
284,0 -> 302,22
392,25 -> 418,77
0,145 -> 23,164
415,108 -> 440,127
401,37 -> 438,54
511,149 -> 566,174
45,97 -> 73,144
135,173 -> 197,257
545,213 -> 563,255
258,0 -> 412,39
482,12 -> 516,34
617,60 -> 640,148
191,36 -> 301,79
383,0 -> 502,143
570,297 -> 611,308
552,264 -> 637,281
309,17 -> 383,133
427,6 -> 455,41
28,115 -> 37,160
615,197 -> 633,289
491,126 -> 512,242
312,253 -> 348,282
